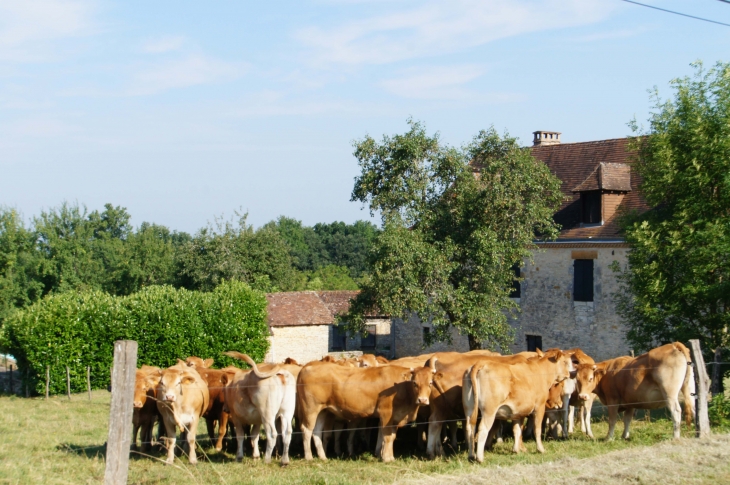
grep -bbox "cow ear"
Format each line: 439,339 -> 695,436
535,348 -> 544,357
182,376 -> 196,385
203,359 -> 214,368
435,372 -> 444,380
177,359 -> 187,367
220,374 -> 228,386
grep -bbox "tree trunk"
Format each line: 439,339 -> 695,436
468,334 -> 481,351
711,347 -> 723,395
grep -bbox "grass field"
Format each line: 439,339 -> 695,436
0,391 -> 727,485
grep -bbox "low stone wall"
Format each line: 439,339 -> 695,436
264,324 -> 330,364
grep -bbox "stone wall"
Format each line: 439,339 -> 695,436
393,313 -> 469,358
509,245 -> 631,361
264,324 -> 330,364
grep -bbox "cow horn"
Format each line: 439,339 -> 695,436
430,357 -> 438,373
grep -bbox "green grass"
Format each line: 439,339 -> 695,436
0,391 -> 712,484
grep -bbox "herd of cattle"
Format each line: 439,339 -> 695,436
132,342 -> 696,466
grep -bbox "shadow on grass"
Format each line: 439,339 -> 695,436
58,442 -> 107,458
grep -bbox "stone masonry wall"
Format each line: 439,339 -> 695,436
264,324 -> 330,364
509,246 -> 631,362
393,313 -> 469,358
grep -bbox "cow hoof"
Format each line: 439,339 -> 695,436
236,456 -> 243,463
264,458 -> 272,465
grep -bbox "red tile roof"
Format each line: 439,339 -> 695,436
530,138 -> 649,239
265,291 -> 362,327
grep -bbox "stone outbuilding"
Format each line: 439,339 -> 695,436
263,291 -> 392,364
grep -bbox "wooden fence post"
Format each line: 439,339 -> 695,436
689,339 -> 711,439
45,366 -> 50,400
87,366 -> 92,401
66,366 -> 71,400
103,340 -> 137,485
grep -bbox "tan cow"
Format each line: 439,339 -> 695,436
297,360 -> 436,462
223,352 -> 296,465
424,351 -> 537,459
156,362 -> 210,464
544,348 -> 596,439
575,342 -> 695,440
132,365 -> 161,452
463,349 -> 574,461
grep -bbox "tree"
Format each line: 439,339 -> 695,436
178,212 -> 299,292
616,62 -> 730,385
342,120 -> 563,350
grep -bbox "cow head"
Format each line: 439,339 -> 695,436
158,366 -> 199,404
185,356 -> 214,369
541,349 -> 575,383
133,368 -> 161,408
546,381 -> 565,410
283,357 -> 299,365
576,364 -> 604,401
357,354 -> 379,368
405,358 -> 438,406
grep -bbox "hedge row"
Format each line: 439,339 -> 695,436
1,281 -> 269,395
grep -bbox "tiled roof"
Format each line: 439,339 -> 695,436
265,291 -> 362,327
529,138 -> 649,239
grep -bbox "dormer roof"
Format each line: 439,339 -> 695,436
571,162 -> 632,193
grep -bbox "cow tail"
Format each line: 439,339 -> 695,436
223,351 -> 279,379
676,343 -> 696,427
469,363 -> 483,425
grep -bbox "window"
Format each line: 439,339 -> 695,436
509,263 -> 521,298
573,259 -> 594,302
580,191 -> 601,224
526,334 -> 542,352
330,325 -> 347,352
361,324 -> 376,350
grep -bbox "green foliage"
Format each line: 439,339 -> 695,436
616,62 -> 730,353
303,265 -> 359,291
1,281 -> 268,395
344,120 -> 563,350
177,212 -> 299,292
709,393 -> 730,428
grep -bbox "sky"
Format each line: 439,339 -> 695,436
1,0 -> 729,234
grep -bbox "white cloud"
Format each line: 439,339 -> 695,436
296,0 -> 615,66
380,64 -> 485,99
0,0 -> 96,61
143,36 -> 186,54
127,54 -> 247,96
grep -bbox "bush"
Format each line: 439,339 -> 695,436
0,281 -> 268,395
709,393 -> 730,429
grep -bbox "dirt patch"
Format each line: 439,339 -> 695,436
397,434 -> 730,485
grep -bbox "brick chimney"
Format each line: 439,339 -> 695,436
532,130 -> 561,146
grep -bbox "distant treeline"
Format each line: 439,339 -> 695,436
0,202 -> 379,326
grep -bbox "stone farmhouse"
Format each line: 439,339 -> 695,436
264,132 -> 646,363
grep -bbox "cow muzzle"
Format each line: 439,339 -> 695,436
578,393 -> 590,401
164,393 -> 176,402
133,400 -> 144,408
417,397 -> 429,406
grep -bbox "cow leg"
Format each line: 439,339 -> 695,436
347,420 -> 360,456
321,412 -> 334,455
584,396 -> 595,439
533,407 -> 546,453
312,411 -> 329,461
568,405 -> 575,435
333,419 -> 344,456
233,420 -> 246,462
606,404 -> 619,440
474,412 -> 496,463
301,417 -> 315,461
205,416 -> 216,448
495,420 -> 504,443
621,407 -> 635,440
161,415 -> 177,465
263,420 -> 278,464
380,425 -> 397,463
279,415 -> 292,466
250,423 -> 262,460
512,419 -> 525,453
426,418 -> 443,459
141,417 -> 153,453
132,413 -> 141,450
668,397 -> 682,439
187,419 -> 199,465
215,410 -> 229,451
561,396 -> 570,439
465,412 -> 478,459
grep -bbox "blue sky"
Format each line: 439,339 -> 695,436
1,0 -> 729,233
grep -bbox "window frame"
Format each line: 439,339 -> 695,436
580,190 -> 602,225
573,259 -> 594,302
526,334 -> 543,352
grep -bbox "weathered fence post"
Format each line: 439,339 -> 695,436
689,339 -> 711,439
66,366 -> 71,400
87,366 -> 92,401
711,347 -> 723,395
45,366 -> 50,399
8,364 -> 13,394
104,340 -> 137,485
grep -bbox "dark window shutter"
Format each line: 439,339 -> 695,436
573,259 -> 594,302
581,191 -> 601,224
509,263 -> 521,298
526,334 -> 542,352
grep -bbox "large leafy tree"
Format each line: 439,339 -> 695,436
616,62 -> 730,373
343,120 -> 563,350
